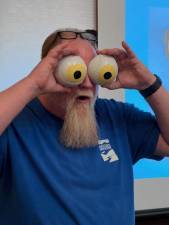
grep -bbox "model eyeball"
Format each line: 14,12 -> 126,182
88,55 -> 118,86
56,56 -> 87,87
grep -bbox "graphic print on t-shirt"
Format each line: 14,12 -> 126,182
98,139 -> 119,163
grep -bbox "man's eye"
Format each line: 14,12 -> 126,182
88,55 -> 118,86
56,56 -> 87,87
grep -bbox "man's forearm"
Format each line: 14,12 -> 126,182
0,76 -> 39,135
146,86 -> 169,145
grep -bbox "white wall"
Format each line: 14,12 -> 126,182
135,178 -> 169,210
97,0 -> 125,101
0,0 -> 96,91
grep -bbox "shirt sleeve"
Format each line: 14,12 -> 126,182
0,130 -> 8,176
122,103 -> 163,164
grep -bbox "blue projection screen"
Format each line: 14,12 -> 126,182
126,1 -> 169,179
125,0 -> 169,211
134,7 -> 169,180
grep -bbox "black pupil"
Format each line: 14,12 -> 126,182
104,72 -> 112,80
74,71 -> 81,79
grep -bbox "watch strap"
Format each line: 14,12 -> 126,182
139,74 -> 162,98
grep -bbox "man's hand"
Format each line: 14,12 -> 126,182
28,42 -> 76,95
97,41 -> 156,91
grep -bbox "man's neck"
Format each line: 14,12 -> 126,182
38,94 -> 65,119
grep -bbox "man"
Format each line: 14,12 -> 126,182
0,28 -> 169,225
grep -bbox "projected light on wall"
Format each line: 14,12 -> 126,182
126,5 -> 169,179
165,30 -> 169,57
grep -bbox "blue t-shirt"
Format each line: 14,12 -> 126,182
0,98 -> 161,225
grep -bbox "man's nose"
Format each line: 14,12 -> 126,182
79,74 -> 94,89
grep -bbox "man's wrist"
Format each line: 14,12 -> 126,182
139,74 -> 162,98
24,75 -> 42,98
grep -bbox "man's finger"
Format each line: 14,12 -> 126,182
47,42 -> 69,58
102,80 -> 122,90
122,41 -> 136,58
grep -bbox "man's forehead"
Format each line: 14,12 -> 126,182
58,39 -> 96,64
62,38 -> 95,50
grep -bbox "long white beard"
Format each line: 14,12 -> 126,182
60,96 -> 98,148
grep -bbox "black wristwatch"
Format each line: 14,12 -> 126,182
139,74 -> 162,98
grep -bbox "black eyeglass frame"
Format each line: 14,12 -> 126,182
57,30 -> 98,47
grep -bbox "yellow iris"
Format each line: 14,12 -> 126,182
98,64 -> 116,85
65,64 -> 86,84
